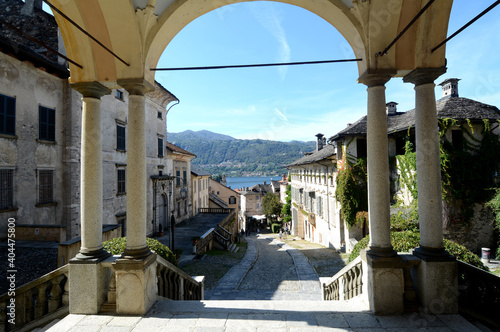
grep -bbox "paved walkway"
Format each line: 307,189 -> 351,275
206,232 -> 321,300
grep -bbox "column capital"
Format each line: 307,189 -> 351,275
403,67 -> 447,86
71,81 -> 111,99
358,69 -> 396,87
117,78 -> 154,95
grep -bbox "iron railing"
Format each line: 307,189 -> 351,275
457,260 -> 500,328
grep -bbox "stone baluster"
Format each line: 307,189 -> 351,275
48,275 -> 64,312
62,272 -> 69,306
34,282 -> 48,318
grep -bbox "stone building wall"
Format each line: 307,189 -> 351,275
0,51 -> 68,239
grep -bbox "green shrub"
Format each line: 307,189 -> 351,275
348,231 -> 488,271
271,223 -> 282,233
103,237 -> 177,266
390,201 -> 419,232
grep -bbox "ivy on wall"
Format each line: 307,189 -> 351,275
396,140 -> 418,202
335,143 -> 368,228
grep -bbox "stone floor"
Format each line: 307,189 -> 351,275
44,300 -> 483,331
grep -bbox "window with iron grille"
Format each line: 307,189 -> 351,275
117,169 -> 126,194
0,94 -> 15,136
158,137 -> 164,157
39,106 -> 55,141
38,170 -> 54,204
116,124 -> 126,151
0,169 -> 14,210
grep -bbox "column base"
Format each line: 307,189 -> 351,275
122,246 -> 151,260
413,246 -> 455,262
113,252 -> 157,315
74,248 -> 111,262
366,245 -> 398,258
69,258 -> 111,314
361,250 -> 405,315
412,258 -> 458,314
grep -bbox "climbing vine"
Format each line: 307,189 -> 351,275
439,119 -> 500,221
396,140 -> 418,202
335,143 -> 368,228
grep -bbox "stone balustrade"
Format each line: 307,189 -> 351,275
322,256 -> 363,301
156,255 -> 204,300
0,265 -> 69,332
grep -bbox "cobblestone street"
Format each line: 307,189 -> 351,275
206,231 -> 323,301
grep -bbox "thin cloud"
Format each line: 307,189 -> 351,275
250,3 -> 291,79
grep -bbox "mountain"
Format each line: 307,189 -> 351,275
167,130 -> 315,177
168,130 -> 235,142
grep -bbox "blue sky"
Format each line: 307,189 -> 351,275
45,2 -> 499,142
155,1 -> 500,142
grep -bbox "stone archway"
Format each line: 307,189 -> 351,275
55,0 -> 456,316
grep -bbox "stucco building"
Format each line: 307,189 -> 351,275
191,166 -> 210,215
0,0 -> 178,240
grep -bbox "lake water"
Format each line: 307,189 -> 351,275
226,176 -> 284,190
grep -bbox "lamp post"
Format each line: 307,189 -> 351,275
168,175 -> 188,252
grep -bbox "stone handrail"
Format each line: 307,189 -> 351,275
156,255 -> 204,300
322,256 -> 363,301
217,225 -> 232,240
213,229 -> 230,250
0,265 -> 69,332
208,193 -> 229,209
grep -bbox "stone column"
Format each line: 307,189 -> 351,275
359,72 -> 396,257
118,79 -> 153,259
404,67 -> 457,314
113,79 -> 157,315
358,71 -> 404,315
68,82 -> 111,314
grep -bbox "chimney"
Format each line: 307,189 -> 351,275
438,78 -> 460,98
386,101 -> 398,115
21,0 -> 43,15
316,133 -> 324,151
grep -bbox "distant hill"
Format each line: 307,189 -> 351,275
169,130 -> 235,142
167,130 -> 315,177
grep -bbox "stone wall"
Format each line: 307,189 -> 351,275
443,202 -> 495,254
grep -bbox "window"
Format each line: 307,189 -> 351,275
38,170 -> 54,204
229,196 -> 236,204
176,170 -> 181,186
157,111 -> 162,119
177,201 -> 181,217
116,124 -> 126,151
0,169 -> 14,210
158,137 -> 164,157
356,138 -> 367,158
194,181 -> 197,193
183,170 -> 187,186
452,130 -> 464,150
39,106 -> 55,141
117,169 -> 126,194
0,94 -> 15,136
184,200 -> 187,215
116,90 -> 124,100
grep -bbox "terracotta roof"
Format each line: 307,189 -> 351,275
166,142 -> 196,157
286,144 -> 336,167
329,96 -> 500,141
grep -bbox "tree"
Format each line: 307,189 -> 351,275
262,192 -> 283,220
281,185 -> 292,223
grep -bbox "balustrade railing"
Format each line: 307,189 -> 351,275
199,207 -> 231,214
213,230 -> 230,250
0,265 -> 69,332
217,225 -> 232,240
458,260 -> 500,328
322,256 -> 363,301
156,255 -> 204,301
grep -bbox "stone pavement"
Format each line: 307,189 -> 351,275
206,232 -> 321,301
46,299 -> 483,331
